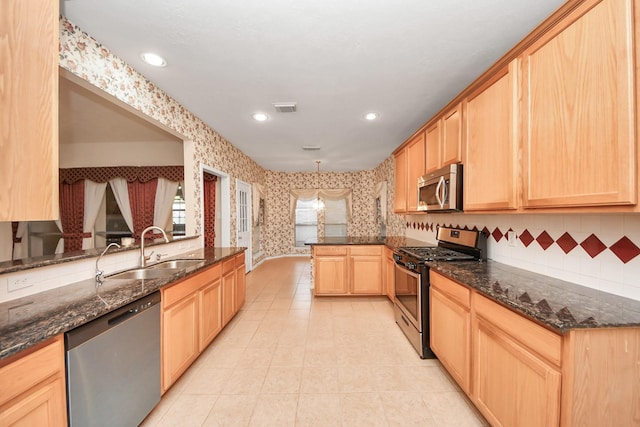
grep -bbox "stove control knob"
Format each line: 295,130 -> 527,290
406,262 -> 417,270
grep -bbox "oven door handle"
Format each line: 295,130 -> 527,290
435,176 -> 445,208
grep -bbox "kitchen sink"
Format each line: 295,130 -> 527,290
147,259 -> 206,269
107,268 -> 182,280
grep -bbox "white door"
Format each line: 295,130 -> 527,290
236,180 -> 252,272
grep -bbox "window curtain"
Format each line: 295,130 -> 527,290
290,189 -> 352,221
252,183 -> 266,226
154,178 -> 179,231
374,181 -> 387,222
82,181 -> 107,249
128,178 -> 158,240
289,189 -> 319,221
109,178 -> 134,234
203,173 -> 217,247
59,180 -> 89,252
11,221 -> 27,260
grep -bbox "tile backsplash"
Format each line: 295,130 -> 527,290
406,213 -> 640,302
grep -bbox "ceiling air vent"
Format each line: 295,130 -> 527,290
272,102 -> 297,113
302,145 -> 321,151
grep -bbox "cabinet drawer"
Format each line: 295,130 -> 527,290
235,253 -> 245,268
200,263 -> 221,282
222,258 -> 235,274
474,293 -> 562,367
314,246 -> 348,256
163,264 -> 221,308
430,272 -> 470,308
0,336 -> 64,407
163,274 -> 203,308
349,245 -> 382,256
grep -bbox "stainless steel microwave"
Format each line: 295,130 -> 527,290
417,163 -> 463,212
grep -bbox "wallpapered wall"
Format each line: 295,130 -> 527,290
59,17 -> 266,247
263,169 -> 378,256
59,17 -> 393,265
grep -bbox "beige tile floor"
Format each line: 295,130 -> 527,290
141,256 -> 488,427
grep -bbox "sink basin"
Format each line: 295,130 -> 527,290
107,268 -> 182,280
147,259 -> 206,269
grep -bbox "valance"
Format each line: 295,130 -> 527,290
290,188 -> 352,221
252,183 -> 266,226
60,166 -> 184,184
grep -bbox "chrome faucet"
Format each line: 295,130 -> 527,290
140,226 -> 170,267
96,242 -> 121,284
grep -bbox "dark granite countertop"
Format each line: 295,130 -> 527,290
0,235 -> 200,275
430,260 -> 640,333
0,246 -> 245,360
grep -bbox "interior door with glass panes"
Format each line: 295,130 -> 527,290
236,180 -> 252,272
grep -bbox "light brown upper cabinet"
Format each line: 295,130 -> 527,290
394,132 -> 425,213
521,0 -> 636,209
426,104 -> 463,174
0,0 -> 59,221
406,132 -> 426,212
425,121 -> 441,174
463,62 -> 519,211
393,148 -> 408,213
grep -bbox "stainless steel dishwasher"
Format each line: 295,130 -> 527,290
65,291 -> 161,427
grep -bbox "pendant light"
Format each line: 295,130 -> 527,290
312,160 -> 325,210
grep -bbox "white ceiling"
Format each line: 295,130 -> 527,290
61,0 -> 566,172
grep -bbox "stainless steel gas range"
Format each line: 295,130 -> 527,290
393,227 -> 486,358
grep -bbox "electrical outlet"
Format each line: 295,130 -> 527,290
507,231 -> 517,247
8,277 -> 33,292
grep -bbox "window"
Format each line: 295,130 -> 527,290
295,198 -> 318,247
172,183 -> 186,236
324,198 -> 348,237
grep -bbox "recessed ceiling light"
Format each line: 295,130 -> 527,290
140,52 -> 167,67
252,112 -> 268,122
364,112 -> 379,121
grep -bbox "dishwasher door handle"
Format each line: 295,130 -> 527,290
108,308 -> 139,327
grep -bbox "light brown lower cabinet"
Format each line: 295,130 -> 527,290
473,294 -> 561,427
430,273 -> 471,394
235,254 -> 246,310
430,271 -> 640,426
222,258 -> 236,325
198,266 -> 223,352
0,336 -> 67,426
314,245 -> 383,296
384,246 -> 395,301
162,255 -> 246,393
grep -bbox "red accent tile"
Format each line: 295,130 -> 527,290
420,222 -> 425,230
406,222 -> 410,228
536,231 -> 555,250
609,237 -> 640,264
482,226 -> 490,237
492,227 -> 503,242
472,226 -> 479,232
580,234 -> 607,258
412,222 -> 416,229
556,232 -> 578,254
519,229 -> 534,247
